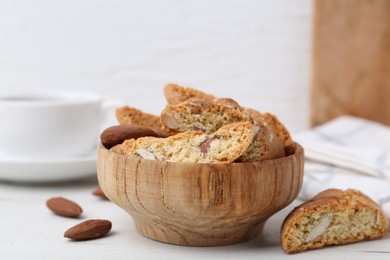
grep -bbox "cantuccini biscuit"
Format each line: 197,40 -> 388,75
163,84 -> 292,151
164,83 -> 215,105
281,189 -> 389,254
165,83 -> 241,108
121,122 -> 254,163
161,99 -> 285,161
161,99 -> 246,134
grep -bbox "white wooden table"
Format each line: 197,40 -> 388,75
1,175 -> 389,260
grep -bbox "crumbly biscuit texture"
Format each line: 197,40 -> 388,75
161,99 -> 285,161
281,189 -> 389,254
164,83 -> 215,105
121,122 -> 254,163
161,99 -> 246,134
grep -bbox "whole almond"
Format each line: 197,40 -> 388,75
64,219 -> 112,240
100,125 -> 159,149
46,197 -> 82,218
92,187 -> 109,200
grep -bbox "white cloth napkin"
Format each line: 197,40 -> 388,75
294,116 -> 390,228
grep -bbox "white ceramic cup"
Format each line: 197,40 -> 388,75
0,91 -> 118,160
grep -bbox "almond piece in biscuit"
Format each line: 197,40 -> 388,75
121,122 -> 254,163
281,189 -> 389,254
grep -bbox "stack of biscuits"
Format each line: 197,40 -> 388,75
100,83 -> 388,253
108,83 -> 293,163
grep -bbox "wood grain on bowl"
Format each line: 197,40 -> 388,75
97,143 -> 304,246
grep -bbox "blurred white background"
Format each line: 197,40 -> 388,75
0,0 -> 312,132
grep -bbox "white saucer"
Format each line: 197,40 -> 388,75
0,152 -> 97,183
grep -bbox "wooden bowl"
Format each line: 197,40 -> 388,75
97,143 -> 304,246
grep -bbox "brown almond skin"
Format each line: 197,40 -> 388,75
64,219 -> 112,240
100,125 -> 160,149
46,197 -> 82,218
92,187 -> 109,200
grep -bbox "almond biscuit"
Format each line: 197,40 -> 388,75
121,122 -> 254,163
161,99 -> 285,161
281,189 -> 389,254
164,83 -> 215,105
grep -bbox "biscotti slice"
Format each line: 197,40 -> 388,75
161,99 -> 247,134
116,106 -> 167,136
164,83 -> 215,105
161,99 -> 285,161
281,189 -> 389,254
235,107 -> 285,161
164,83 -> 242,108
121,122 -> 254,163
263,113 -> 293,151
238,123 -> 285,162
164,84 -> 292,148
